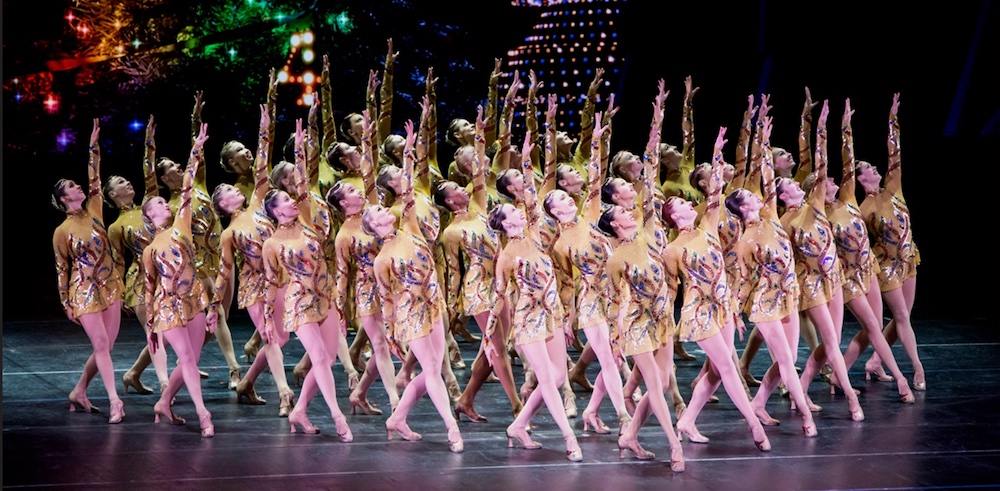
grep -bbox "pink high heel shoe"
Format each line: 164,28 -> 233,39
334,415 -> 353,443
108,400 -> 125,424
386,418 -> 422,441
865,359 -> 893,382
675,420 -> 709,444
506,425 -> 542,449
448,426 -> 464,453
582,409 -> 611,434
154,400 -> 185,425
617,435 -> 655,460
199,412 -> 215,438
68,389 -> 99,413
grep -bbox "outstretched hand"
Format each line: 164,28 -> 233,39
546,93 -> 558,121
90,118 -> 100,149
206,309 -> 218,334
145,115 -> 156,146
842,98 -> 855,126
685,75 -> 700,99
194,123 -> 209,148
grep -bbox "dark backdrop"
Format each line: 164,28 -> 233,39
3,0 -> 998,323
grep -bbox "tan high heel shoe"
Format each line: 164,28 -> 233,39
912,371 -> 926,391
153,400 -> 185,425
505,424 -> 542,449
236,380 -> 267,405
453,401 -> 487,423
278,391 -> 295,418
582,409 -> 610,434
122,372 -> 153,395
228,368 -> 241,391
349,391 -> 383,416
864,359 -> 894,382
386,418 -> 422,441
68,389 -> 99,413
565,435 -> 582,462
617,435 -> 655,460
675,420 -> 709,444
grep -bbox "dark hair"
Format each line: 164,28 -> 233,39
263,189 -> 283,223
154,157 -> 174,190
433,181 -> 455,210
376,165 -> 400,204
689,163 -> 712,194
51,179 -> 72,211
325,181 -> 350,214
661,196 -> 684,229
487,204 -> 509,233
340,113 -> 362,144
326,142 -> 349,172
496,169 -> 519,200
219,140 -> 242,173
555,164 -> 574,192
542,189 -> 563,219
211,184 -> 233,217
601,179 -> 621,205
775,177 -> 796,208
381,135 -> 405,165
725,190 -> 748,221
597,206 -> 619,238
102,175 -> 129,207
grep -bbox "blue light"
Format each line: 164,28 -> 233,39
130,119 -> 143,132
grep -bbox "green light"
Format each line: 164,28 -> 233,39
335,11 -> 353,33
228,47 -> 237,59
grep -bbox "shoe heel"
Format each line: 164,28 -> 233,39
507,436 -> 515,448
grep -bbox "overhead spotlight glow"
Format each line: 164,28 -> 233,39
303,49 -> 314,63
290,34 -> 301,47
278,70 -> 289,83
303,71 -> 315,84
302,31 -> 314,44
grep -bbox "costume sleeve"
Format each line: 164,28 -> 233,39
839,107 -> 857,202
142,128 -> 158,205
885,104 -> 903,197
443,231 -> 463,317
572,75 -> 600,170
485,68 -> 500,147
53,230 -> 73,318
378,53 -> 394,148
731,105 -> 754,190
795,102 -> 814,183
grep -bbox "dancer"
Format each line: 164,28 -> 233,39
261,119 -> 353,440
154,92 -> 240,389
726,113 -> 818,436
143,123 -> 214,436
856,93 -> 925,392
108,115 -> 166,395
52,118 -> 126,423
485,131 -> 582,462
666,127 -> 772,452
439,105 -> 522,421
547,100 -> 629,434
210,104 -> 298,417
809,98 -> 914,403
365,120 -> 464,453
600,83 -> 685,472
777,100 -> 864,421
329,109 -> 401,415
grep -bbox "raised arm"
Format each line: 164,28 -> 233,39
839,98 -> 857,202
425,67 -> 441,177
377,38 -> 398,145
266,68 -> 278,160
702,127 -> 728,233
191,91 -> 209,192
472,105 -> 490,211
641,83 -> 668,226
86,119 -> 104,220
307,97 -> 322,191
760,116 -> 779,218
573,68 -> 604,168
731,95 -> 757,190
541,94 -> 559,196
321,54 -> 337,153
178,123 -> 209,236
680,76 -> 700,178
526,70 -> 542,178
291,120 -> 313,227
885,92 -> 903,197
399,120 -> 419,232
493,71 -> 520,173
141,115 -> 159,204
360,110 -> 379,206
251,104 -> 272,206
484,58 -> 501,147
600,94 -> 618,180
521,131 -> 540,231
807,100 -> 830,211
584,112 -> 609,220
746,94 -> 771,196
416,95 -> 434,194
794,87 -> 818,183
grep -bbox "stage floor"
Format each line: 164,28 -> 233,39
3,314 -> 999,490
